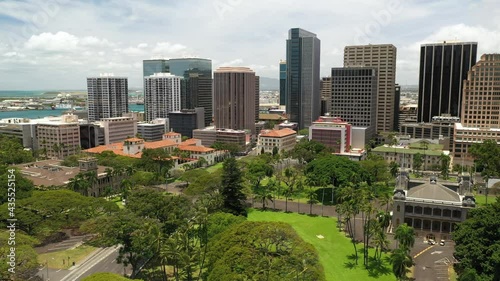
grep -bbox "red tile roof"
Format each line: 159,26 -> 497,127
178,145 -> 215,153
259,128 -> 297,138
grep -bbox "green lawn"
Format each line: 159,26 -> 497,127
248,210 -> 393,281
474,194 -> 499,206
108,196 -> 125,209
205,162 -> 223,173
38,245 -> 97,269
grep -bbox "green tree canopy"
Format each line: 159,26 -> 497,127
220,158 -> 247,217
0,231 -> 39,281
0,166 -> 34,205
126,189 -> 193,235
206,212 -> 246,241
0,190 -> 118,240
305,154 -> 370,187
205,221 -> 325,281
0,135 -> 34,164
290,139 -> 328,164
453,198 -> 500,281
469,139 -> 500,179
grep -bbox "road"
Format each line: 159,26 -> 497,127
37,246 -> 129,281
411,239 -> 456,281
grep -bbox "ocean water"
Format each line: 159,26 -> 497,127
0,90 -> 48,98
0,90 -> 144,119
0,104 -> 145,119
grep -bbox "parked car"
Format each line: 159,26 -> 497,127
428,239 -> 436,245
439,240 -> 445,246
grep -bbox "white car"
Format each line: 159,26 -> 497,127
439,240 -> 445,246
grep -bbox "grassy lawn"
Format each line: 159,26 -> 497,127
205,162 -> 223,173
473,194 -> 500,206
38,245 -> 97,269
110,196 -> 125,209
449,265 -> 457,281
248,210 -> 393,281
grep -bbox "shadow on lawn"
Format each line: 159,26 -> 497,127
344,252 -> 392,277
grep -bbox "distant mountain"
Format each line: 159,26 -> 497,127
259,77 -> 280,91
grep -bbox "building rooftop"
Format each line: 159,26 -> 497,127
372,146 -> 446,156
259,128 -> 297,138
13,159 -> 109,187
164,132 -> 181,137
215,67 -> 254,73
259,113 -> 287,121
124,138 -> 144,142
407,180 -> 461,203
178,145 -> 215,153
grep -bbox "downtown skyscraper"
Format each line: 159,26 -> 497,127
144,73 -> 181,122
344,44 -> 397,133
453,54 -> 500,161
87,74 -> 128,122
213,67 -> 258,134
142,58 -> 213,126
417,41 -> 478,123
286,28 -> 321,129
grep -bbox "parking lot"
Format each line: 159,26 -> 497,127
411,239 -> 456,281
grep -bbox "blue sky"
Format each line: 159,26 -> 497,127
0,0 -> 499,90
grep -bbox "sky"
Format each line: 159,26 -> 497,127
0,0 -> 500,90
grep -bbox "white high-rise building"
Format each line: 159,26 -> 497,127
87,74 -> 128,122
144,73 -> 182,122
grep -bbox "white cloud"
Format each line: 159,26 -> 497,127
152,42 -> 187,55
24,31 -> 79,51
1,0 -> 500,89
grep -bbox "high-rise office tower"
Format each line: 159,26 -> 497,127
286,28 -> 321,129
214,67 -> 257,134
144,73 -> 182,122
417,41 -> 477,123
143,58 -> 213,126
87,74 -> 128,122
320,77 -> 332,115
453,54 -> 500,161
143,59 -> 169,77
279,60 -> 287,105
394,84 -> 401,130
461,54 -> 500,128
330,67 -> 378,139
256,76 -> 260,123
344,44 -> 397,133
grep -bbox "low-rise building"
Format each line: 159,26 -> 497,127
392,174 -> 475,240
36,114 -> 81,159
168,108 -> 205,138
85,132 -> 225,167
372,140 -> 449,171
97,116 -> 137,144
137,118 -> 168,141
256,128 -> 297,154
14,158 -> 124,197
193,127 -> 247,149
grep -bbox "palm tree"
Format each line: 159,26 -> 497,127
394,223 -> 415,251
305,187 -> 318,215
390,248 -> 413,281
120,178 -> 133,200
84,171 -> 99,197
420,141 -> 429,172
52,143 -> 60,159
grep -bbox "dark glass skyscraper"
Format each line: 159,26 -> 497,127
286,28 -> 321,129
417,42 -> 477,122
143,59 -> 169,77
169,58 -> 212,127
279,60 -> 287,105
